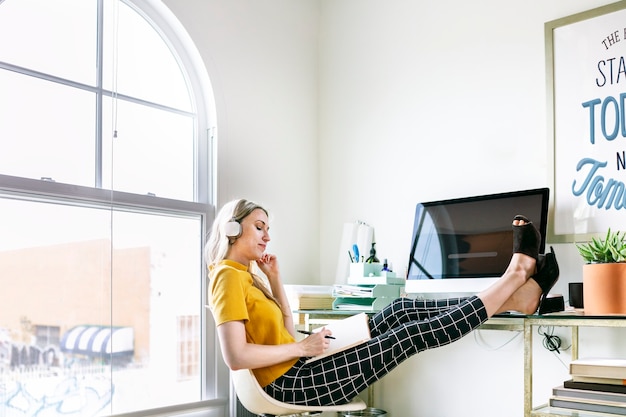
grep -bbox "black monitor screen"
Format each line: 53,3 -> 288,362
406,188 -> 549,280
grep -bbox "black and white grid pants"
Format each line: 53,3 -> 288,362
264,295 -> 488,406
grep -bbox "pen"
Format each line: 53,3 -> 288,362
298,330 -> 336,339
352,244 -> 360,263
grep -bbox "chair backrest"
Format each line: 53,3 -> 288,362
231,368 -> 367,416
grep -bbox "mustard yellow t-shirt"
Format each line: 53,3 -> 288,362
208,259 -> 298,387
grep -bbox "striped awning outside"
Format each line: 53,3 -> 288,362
60,325 -> 134,356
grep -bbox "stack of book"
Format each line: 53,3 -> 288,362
549,358 -> 626,415
285,285 -> 335,310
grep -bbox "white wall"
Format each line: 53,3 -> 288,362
317,2 -> 617,415
317,0 -> 613,285
163,0 -> 322,284
163,1 -> 621,416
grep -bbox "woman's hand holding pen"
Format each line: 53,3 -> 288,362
297,328 -> 332,357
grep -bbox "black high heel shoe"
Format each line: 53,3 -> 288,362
532,246 -> 560,314
512,215 -> 540,263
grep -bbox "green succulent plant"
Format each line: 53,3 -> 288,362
576,228 -> 626,263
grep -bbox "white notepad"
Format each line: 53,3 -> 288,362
304,312 -> 371,363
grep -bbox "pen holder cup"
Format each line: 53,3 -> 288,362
349,262 -> 382,278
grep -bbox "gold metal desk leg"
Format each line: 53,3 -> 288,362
571,325 -> 579,361
524,320 -> 532,417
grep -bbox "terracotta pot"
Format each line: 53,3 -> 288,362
582,263 -> 626,315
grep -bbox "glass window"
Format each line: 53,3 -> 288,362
0,196 -> 204,414
0,71 -> 96,186
0,0 -> 202,201
103,1 -> 192,111
102,97 -> 195,200
34,326 -> 61,350
0,0 -> 217,415
177,315 -> 201,380
0,0 -> 97,85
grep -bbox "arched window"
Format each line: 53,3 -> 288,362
0,0 -> 214,201
0,0 -> 218,415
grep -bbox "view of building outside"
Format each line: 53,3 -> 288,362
0,198 -> 203,416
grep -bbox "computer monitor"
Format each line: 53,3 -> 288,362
404,188 -> 550,298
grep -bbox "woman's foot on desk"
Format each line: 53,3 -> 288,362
481,216 -> 539,316
500,247 -> 560,315
512,215 -> 540,264
531,246 -> 560,314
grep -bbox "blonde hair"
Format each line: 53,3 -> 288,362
205,199 -> 278,305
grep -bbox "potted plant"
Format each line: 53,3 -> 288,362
576,228 -> 626,314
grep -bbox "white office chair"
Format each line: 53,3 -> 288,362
231,368 -> 367,416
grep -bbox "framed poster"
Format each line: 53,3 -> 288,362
547,1 -> 626,243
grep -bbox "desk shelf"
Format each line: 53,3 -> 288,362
294,310 -> 626,416
524,315 -> 626,417
531,404 -> 619,417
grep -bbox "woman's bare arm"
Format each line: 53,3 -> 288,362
217,320 -> 331,370
256,254 -> 297,338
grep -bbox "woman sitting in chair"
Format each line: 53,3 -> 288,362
205,199 -> 559,406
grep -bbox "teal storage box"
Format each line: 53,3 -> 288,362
333,284 -> 401,298
332,297 -> 395,311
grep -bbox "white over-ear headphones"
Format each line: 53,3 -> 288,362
224,220 -> 242,238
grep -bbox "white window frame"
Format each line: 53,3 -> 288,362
0,0 -> 227,415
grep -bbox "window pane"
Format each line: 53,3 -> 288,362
0,70 -> 96,185
109,209 -> 203,413
103,0 -> 192,111
0,196 -> 203,415
0,0 -> 96,85
102,97 -> 195,200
